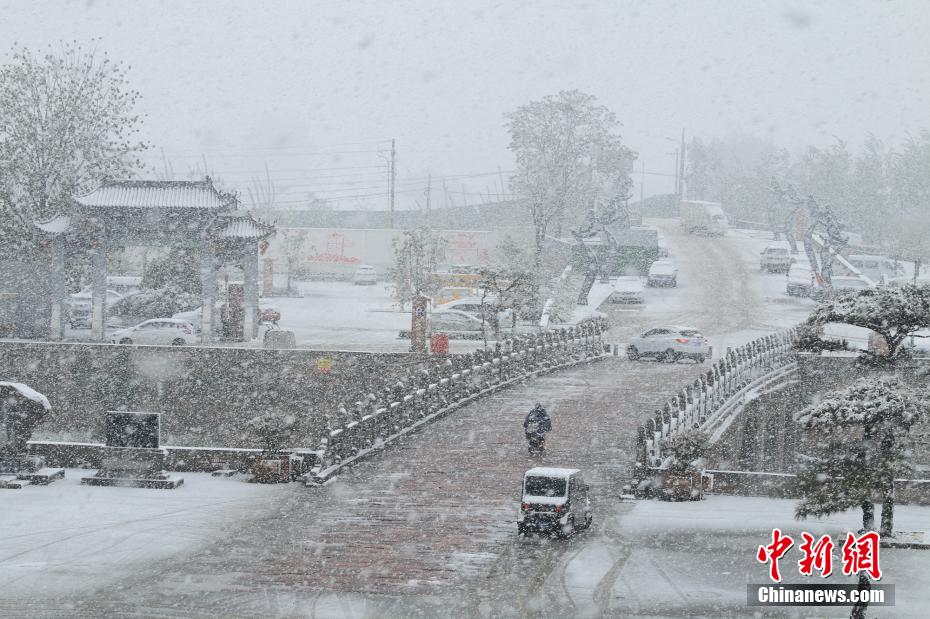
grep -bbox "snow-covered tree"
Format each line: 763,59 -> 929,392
247,411 -> 297,454
477,264 -> 534,344
281,229 -> 304,295
889,131 -> 930,279
0,42 -> 148,254
662,430 -> 710,475
505,90 -> 636,271
684,137 -> 723,202
390,227 -> 444,310
794,378 -> 930,535
807,283 -> 930,361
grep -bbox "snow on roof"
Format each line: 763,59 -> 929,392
0,382 -> 51,411
75,179 -> 235,210
215,216 -> 275,239
33,215 -> 71,235
525,467 -> 580,478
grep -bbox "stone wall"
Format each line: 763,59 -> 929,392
0,341 -> 424,448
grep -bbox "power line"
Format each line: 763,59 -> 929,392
162,140 -> 392,154
204,164 -> 389,175
168,149 -> 389,159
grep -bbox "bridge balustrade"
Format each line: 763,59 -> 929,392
308,318 -> 608,482
635,326 -> 800,468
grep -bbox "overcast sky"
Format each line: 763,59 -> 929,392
2,0 -> 928,209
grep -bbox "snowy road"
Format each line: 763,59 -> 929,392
6,223 -> 903,618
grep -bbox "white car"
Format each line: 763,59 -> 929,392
760,246 -> 793,272
627,325 -> 710,363
609,277 -> 644,304
353,265 -> 378,285
111,319 -> 199,346
647,260 -> 678,287
786,263 -> 815,297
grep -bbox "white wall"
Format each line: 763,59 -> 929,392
262,227 -> 518,279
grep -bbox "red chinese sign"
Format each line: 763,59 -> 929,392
756,530 -> 881,582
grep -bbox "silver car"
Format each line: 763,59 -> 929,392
353,265 -> 378,285
786,263 -> 815,297
627,325 -> 710,363
428,309 -> 488,338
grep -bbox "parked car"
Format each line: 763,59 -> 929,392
811,276 -> 873,300
428,309 -> 487,337
353,265 -> 378,285
786,263 -> 815,297
627,325 -> 710,363
68,288 -> 127,328
647,260 -> 677,287
517,467 -> 592,538
760,245 -> 793,273
609,277 -> 645,304
111,318 -> 198,346
846,254 -> 904,283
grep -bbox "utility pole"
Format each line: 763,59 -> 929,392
679,128 -> 686,200
640,159 -> 645,206
673,149 -> 680,196
389,138 -> 396,228
498,166 -> 506,202
425,174 -> 431,211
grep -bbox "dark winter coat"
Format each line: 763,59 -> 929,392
523,406 -> 552,434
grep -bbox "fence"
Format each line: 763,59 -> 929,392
309,318 -> 608,484
637,327 -> 800,468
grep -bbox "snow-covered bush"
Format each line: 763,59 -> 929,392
112,288 -> 200,320
247,412 -> 297,454
662,430 -> 710,474
794,324 -> 849,353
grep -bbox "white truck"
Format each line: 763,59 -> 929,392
680,200 -> 728,236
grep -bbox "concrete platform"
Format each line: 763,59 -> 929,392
80,474 -> 184,489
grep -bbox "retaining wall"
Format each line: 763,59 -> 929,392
0,340 -> 425,448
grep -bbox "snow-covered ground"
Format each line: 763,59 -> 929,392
594,495 -> 930,617
0,470 -> 285,602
